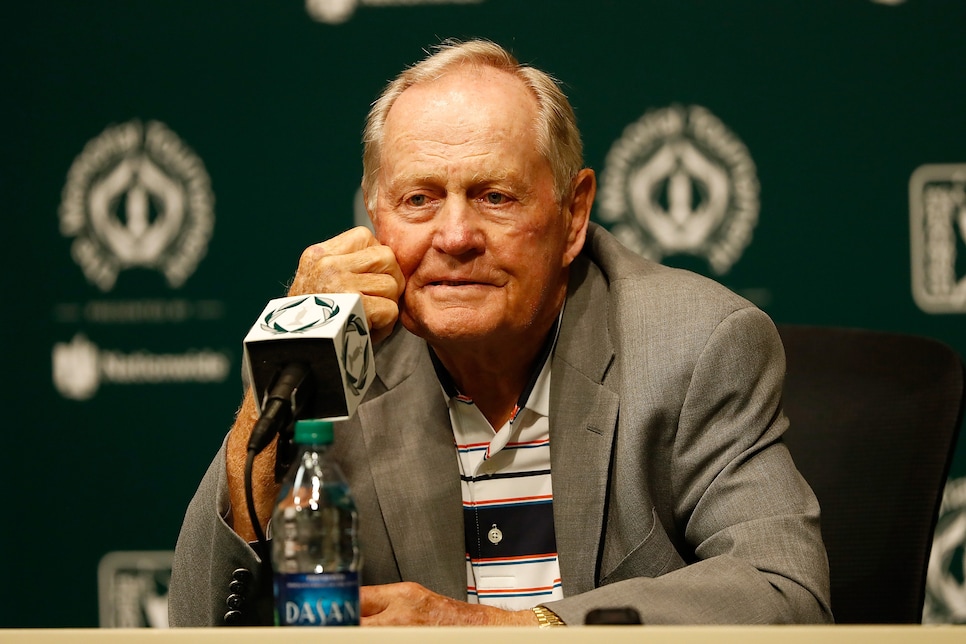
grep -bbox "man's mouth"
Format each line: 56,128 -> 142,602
432,280 -> 479,286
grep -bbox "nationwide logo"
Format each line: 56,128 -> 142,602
923,476 -> 966,623
597,105 -> 760,276
910,164 -> 966,313
59,119 -> 214,292
260,296 -> 341,334
305,0 -> 483,24
52,333 -> 230,401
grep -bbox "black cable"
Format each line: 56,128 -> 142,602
242,363 -> 312,569
244,447 -> 270,560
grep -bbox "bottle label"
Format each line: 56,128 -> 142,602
274,571 -> 360,626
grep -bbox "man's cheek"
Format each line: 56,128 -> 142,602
372,222 -> 397,249
391,251 -> 420,283
376,232 -> 414,269
397,285 -> 415,317
396,296 -> 425,338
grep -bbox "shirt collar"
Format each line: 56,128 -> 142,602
430,310 -> 562,420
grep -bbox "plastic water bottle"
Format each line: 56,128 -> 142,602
272,419 -> 361,626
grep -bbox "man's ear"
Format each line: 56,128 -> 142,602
363,188 -> 375,223
562,168 -> 596,267
363,188 -> 381,237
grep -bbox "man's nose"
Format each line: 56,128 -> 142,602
431,197 -> 484,256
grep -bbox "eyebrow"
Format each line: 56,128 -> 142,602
385,168 -> 518,192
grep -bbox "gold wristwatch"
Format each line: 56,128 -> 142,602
531,605 -> 566,627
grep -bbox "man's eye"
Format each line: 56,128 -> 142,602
408,194 -> 427,207
484,192 -> 506,205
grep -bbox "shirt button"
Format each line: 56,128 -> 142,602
479,462 -> 498,476
488,524 -> 503,545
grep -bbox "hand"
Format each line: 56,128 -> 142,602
288,226 -> 405,343
360,582 -> 539,626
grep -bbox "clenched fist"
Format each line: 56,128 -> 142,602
288,226 -> 406,343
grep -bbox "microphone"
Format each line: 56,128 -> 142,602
241,293 -> 375,468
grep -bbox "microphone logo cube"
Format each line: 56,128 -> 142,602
243,294 -> 374,420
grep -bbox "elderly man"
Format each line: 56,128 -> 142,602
169,39 -> 832,626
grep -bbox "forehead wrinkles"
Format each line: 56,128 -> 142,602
377,68 -> 548,203
384,68 -> 539,145
385,108 -> 526,157
382,165 -> 519,199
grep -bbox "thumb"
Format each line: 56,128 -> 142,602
359,585 -> 392,617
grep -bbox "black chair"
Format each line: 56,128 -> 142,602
777,324 -> 964,624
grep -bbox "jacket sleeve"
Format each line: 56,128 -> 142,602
168,438 -> 275,626
544,307 -> 833,625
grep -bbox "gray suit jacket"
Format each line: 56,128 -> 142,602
169,223 -> 832,625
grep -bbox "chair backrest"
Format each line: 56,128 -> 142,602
777,324 -> 964,624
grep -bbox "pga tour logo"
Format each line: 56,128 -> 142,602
910,164 -> 966,313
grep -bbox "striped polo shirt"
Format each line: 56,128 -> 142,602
433,344 -> 562,611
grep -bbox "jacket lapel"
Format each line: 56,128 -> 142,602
356,331 -> 467,600
550,257 -> 620,596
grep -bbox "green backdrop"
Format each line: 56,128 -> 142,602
3,0 -> 965,627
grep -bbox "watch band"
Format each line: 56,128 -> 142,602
531,605 -> 566,627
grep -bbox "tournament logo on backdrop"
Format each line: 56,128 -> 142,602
923,476 -> 966,623
59,120 -> 214,292
597,105 -> 759,275
53,121 -> 229,402
910,164 -> 966,313
305,0 -> 483,24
